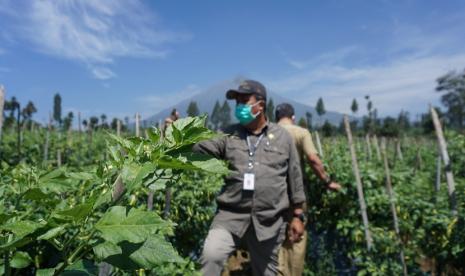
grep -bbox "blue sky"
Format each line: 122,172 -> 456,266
1,0 -> 465,124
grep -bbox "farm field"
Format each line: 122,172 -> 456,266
0,114 -> 464,275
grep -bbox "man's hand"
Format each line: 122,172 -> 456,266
327,181 -> 342,191
288,218 -> 305,243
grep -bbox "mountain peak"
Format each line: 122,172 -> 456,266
142,78 -> 346,126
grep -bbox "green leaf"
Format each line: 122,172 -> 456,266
22,188 -> 49,201
131,162 -> 157,189
11,251 -> 32,268
53,203 -> 94,222
38,225 -> 66,240
38,169 -> 73,193
0,212 -> 12,225
109,145 -> 123,164
121,163 -> 140,186
147,127 -> 161,143
173,116 -> 197,131
102,241 -> 142,270
95,206 -> 172,244
108,133 -> 134,151
1,220 -> 45,250
129,235 -> 183,268
68,172 -> 95,181
62,259 -> 98,276
172,124 -> 183,143
1,220 -> 44,237
148,178 -> 168,192
94,190 -> 112,209
93,242 -> 122,260
36,268 -> 56,276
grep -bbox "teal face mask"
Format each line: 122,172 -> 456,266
235,102 -> 261,125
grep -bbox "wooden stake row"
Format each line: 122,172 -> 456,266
0,85 -> 5,142
344,115 -> 373,251
430,107 -> 456,215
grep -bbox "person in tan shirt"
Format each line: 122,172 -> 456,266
276,103 -> 341,276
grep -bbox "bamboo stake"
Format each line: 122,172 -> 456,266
430,107 -> 456,215
415,145 -> 423,172
315,131 -> 324,157
163,187 -> 172,219
57,149 -> 62,167
0,85 -> 5,142
344,115 -> 373,250
67,127 -> 72,147
159,119 -> 164,140
365,134 -> 372,160
396,139 -> 404,161
78,112 -> 82,133
43,113 -> 52,163
373,135 -> 381,161
116,119 -> 121,137
135,113 -> 140,137
381,138 -> 408,276
435,148 -> 441,195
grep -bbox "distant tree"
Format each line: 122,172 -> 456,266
82,119 -> 88,130
111,118 -> 117,130
297,117 -> 307,128
305,112 -> 312,130
53,93 -> 62,126
436,69 -> 465,128
266,98 -> 275,122
321,120 -> 334,137
186,101 -> 200,117
315,97 -> 326,127
21,101 -> 37,121
364,95 -> 375,134
379,116 -> 399,137
4,97 -> 19,128
100,114 -> 109,129
419,109 -> 442,135
220,100 -> 231,128
351,98 -> 358,114
89,116 -> 99,130
124,116 -> 130,127
63,112 -> 74,131
210,100 -> 221,130
397,110 -> 410,131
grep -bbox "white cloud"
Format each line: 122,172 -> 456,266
272,20 -> 465,117
91,67 -> 116,80
271,54 -> 465,117
0,0 -> 190,79
286,45 -> 361,70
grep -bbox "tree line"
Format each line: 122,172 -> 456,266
1,68 -> 464,137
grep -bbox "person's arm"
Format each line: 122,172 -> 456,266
306,153 -> 341,190
286,137 -> 306,242
192,135 -> 226,159
303,132 -> 341,191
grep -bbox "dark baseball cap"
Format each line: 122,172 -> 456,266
226,80 -> 267,101
275,103 -> 295,120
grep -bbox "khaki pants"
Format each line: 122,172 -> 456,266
278,231 -> 307,276
201,225 -> 286,276
278,202 -> 308,276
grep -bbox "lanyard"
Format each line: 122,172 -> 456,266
246,133 -> 265,170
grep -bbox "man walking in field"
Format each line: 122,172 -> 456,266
275,103 -> 341,276
193,80 -> 306,276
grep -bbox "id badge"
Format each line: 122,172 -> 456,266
243,173 -> 255,191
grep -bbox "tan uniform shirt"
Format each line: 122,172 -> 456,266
278,121 -> 318,171
193,122 -> 305,241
